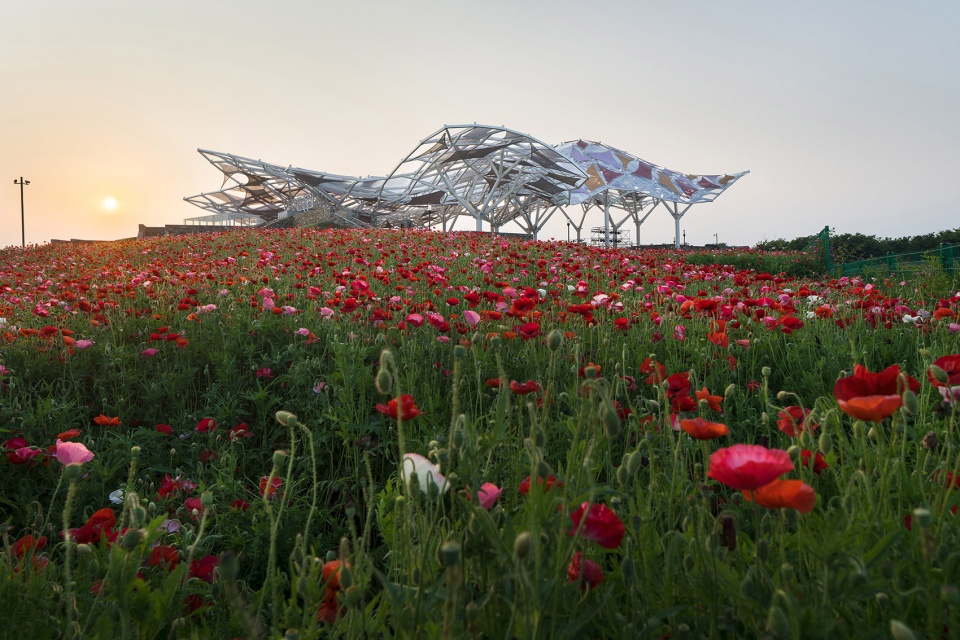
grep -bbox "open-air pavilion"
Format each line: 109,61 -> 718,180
184,124 -> 747,248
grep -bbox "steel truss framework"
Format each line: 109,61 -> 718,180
185,125 -> 747,247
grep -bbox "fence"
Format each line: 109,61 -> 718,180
837,243 -> 959,278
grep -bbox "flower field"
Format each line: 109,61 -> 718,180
1,228 -> 959,639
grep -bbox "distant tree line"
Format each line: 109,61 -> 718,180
756,227 -> 960,265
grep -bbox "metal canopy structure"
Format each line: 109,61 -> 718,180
185,125 -> 747,246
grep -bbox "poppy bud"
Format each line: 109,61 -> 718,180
902,389 -> 919,415
130,446 -> 141,458
912,508 -> 933,529
77,543 -> 92,555
514,531 -> 533,560
273,450 -> 288,466
132,506 -> 146,528
761,412 -> 769,426
889,620 -> 918,640
626,451 -> 644,476
584,366 -> 597,380
799,430 -> 813,448
439,540 -> 461,567
547,329 -> 562,352
339,565 -> 354,589
121,529 -> 142,552
724,383 -> 736,398
616,465 -> 629,486
601,404 -> 621,439
201,491 -> 214,508
535,460 -> 551,480
867,426 -> 878,440
343,585 -> 361,608
375,368 -> 393,394
276,411 -> 298,428
818,432 -> 834,456
453,344 -> 466,361
919,348 -> 932,359
761,366 -> 771,378
284,629 -> 299,640
776,391 -> 788,401
452,428 -> 464,449
489,335 -> 501,351
765,604 -> 791,638
930,365 -> 949,385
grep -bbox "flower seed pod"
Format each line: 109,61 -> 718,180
201,492 -> 214,508
902,389 -> 919,415
627,451 -> 644,476
912,508 -> 933,529
921,431 -> 939,451
535,460 -> 551,480
272,450 -> 288,466
453,345 -> 466,361
616,465 -> 629,486
761,366 -> 771,378
375,368 -> 393,394
121,529 -> 142,552
602,404 -> 621,439
724,383 -> 736,398
818,432 -> 834,456
275,411 -> 298,428
513,531 -> 533,560
439,540 -> 461,567
930,365 -> 949,385
547,329 -> 562,352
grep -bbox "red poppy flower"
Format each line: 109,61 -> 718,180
796,449 -> 826,474
567,551 -> 604,590
834,364 -> 920,422
485,378 -> 502,388
317,559 -> 349,624
640,358 -> 667,384
148,545 -> 179,571
260,476 -> 282,499
777,406 -> 817,437
928,354 -> 960,387
707,444 -> 794,490
568,502 -> 625,549
518,474 -> 561,496
195,418 -> 217,433
680,418 -> 729,440
695,387 -> 723,412
154,424 -> 173,435
189,555 -> 220,583
518,322 -> 541,340
742,479 -> 816,514
509,380 -> 541,395
228,422 -> 253,440
56,429 -> 82,441
93,415 -> 121,426
230,499 -> 251,511
12,534 -> 47,559
375,394 -> 423,420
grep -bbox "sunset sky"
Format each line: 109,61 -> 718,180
2,1 -> 958,249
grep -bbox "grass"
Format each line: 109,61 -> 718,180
0,228 -> 958,639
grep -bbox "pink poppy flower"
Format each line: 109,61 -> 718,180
55,440 -> 95,466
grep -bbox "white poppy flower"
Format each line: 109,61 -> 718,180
401,453 -> 449,497
109,489 -> 124,505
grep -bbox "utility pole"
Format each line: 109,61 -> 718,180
14,177 -> 30,248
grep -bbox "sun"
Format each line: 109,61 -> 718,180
103,197 -> 117,211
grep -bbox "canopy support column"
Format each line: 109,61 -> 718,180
668,202 -> 693,249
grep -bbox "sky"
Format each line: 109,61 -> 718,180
2,1 -> 958,249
